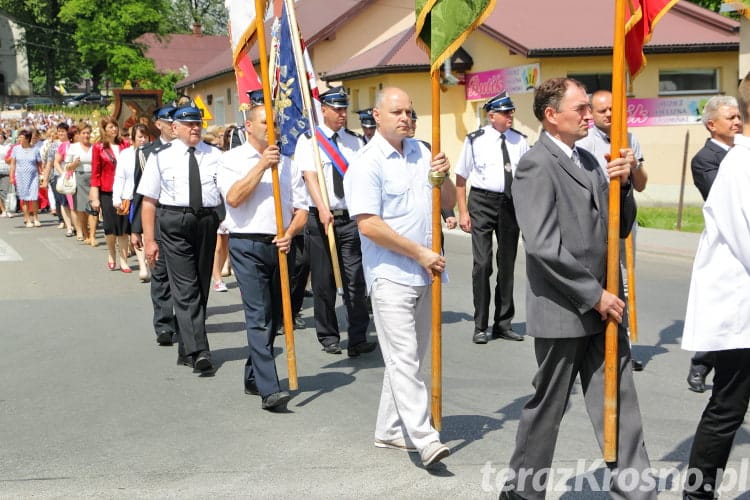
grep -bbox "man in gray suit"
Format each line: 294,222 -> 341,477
499,78 -> 656,500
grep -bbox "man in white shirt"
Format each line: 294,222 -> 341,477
138,106 -> 223,373
345,86 -> 455,468
217,94 -> 307,411
293,87 -> 375,357
455,92 -> 528,345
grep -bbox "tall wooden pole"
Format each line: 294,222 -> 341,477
605,0 -> 627,462
429,69 -> 444,431
255,0 -> 297,390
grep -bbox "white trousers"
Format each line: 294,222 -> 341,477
371,278 -> 440,451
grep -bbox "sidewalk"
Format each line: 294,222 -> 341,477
636,226 -> 699,260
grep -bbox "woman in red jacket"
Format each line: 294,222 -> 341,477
91,117 -> 132,272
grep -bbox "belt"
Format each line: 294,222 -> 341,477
308,206 -> 350,219
230,233 -> 275,243
159,205 -> 217,217
470,187 -> 506,197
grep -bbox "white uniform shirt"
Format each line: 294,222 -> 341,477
576,126 -> 643,181
454,125 -> 529,193
137,140 -> 222,207
293,123 -> 363,210
345,132 -> 444,292
682,133 -> 750,352
217,145 -> 307,234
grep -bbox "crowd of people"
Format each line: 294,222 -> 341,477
1,77 -> 748,498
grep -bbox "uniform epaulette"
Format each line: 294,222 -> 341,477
467,128 -> 485,143
150,142 -> 172,155
510,127 -> 527,138
344,128 -> 364,140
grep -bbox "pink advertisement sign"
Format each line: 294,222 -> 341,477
465,64 -> 540,101
626,97 -> 708,127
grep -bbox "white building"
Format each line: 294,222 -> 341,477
0,13 -> 31,101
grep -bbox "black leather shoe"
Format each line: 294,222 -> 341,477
322,342 -> 342,354
156,331 -> 174,346
177,354 -> 193,368
492,328 -> 524,341
262,391 -> 291,411
193,351 -> 213,372
632,359 -> 644,371
348,341 -> 378,357
293,315 -> 305,330
687,365 -> 706,393
244,379 -> 259,396
303,289 -> 313,297
473,330 -> 489,344
499,489 -> 528,500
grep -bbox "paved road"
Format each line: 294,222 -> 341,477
1,215 -> 748,499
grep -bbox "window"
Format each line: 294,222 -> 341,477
659,69 -> 718,95
569,73 -> 612,93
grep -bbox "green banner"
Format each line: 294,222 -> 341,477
416,0 -> 496,72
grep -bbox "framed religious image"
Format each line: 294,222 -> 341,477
112,89 -> 163,140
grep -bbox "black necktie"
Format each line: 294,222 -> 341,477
331,132 -> 345,199
501,133 -> 512,197
188,146 -> 201,211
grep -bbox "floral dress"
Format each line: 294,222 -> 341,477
11,146 -> 41,201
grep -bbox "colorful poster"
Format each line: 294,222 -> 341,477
465,64 -> 540,101
626,97 -> 707,127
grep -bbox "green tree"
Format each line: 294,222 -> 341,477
168,0 -> 228,35
58,0 -> 171,91
0,0 -> 82,96
688,0 -> 722,12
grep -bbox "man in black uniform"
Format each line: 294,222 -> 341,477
132,105 -> 178,347
292,87 -> 376,357
138,106 -> 223,372
357,108 -> 376,143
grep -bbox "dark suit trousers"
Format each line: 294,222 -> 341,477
468,189 -> 519,332
684,348 -> 750,499
229,237 -> 295,398
158,208 -> 219,356
150,222 -> 176,336
306,213 -> 369,347
508,330 -> 656,500
290,230 -> 310,318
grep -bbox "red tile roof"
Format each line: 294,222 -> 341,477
137,33 -> 230,77
324,0 -> 738,81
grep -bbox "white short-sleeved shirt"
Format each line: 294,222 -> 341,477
576,126 -> 643,181
345,132 -> 438,292
217,144 -> 307,234
112,147 -> 141,205
65,142 -> 93,173
293,123 -> 363,210
454,125 -> 529,193
137,139 -> 222,207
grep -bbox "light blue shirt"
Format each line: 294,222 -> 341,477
345,132 -> 438,292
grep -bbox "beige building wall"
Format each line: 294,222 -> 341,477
182,73 -> 243,127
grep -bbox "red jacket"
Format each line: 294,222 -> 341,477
91,140 -> 130,191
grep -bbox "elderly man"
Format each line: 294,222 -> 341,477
138,106 -> 223,373
455,92 -> 528,344
293,86 -> 375,357
217,92 -> 307,411
686,95 -> 742,393
681,75 -> 750,500
345,87 -> 455,468
499,78 -> 655,500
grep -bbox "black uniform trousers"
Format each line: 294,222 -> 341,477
229,235 -> 296,397
290,229 -> 310,318
684,348 -> 750,499
306,209 -> 370,348
157,207 -> 219,356
151,221 -> 176,337
468,188 -> 519,333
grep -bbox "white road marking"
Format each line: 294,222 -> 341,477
0,238 -> 23,261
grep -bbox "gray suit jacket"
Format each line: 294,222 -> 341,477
513,132 -> 636,339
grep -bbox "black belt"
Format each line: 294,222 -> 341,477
230,233 -> 275,243
160,205 -> 217,217
308,206 -> 349,219
470,187 -> 506,197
